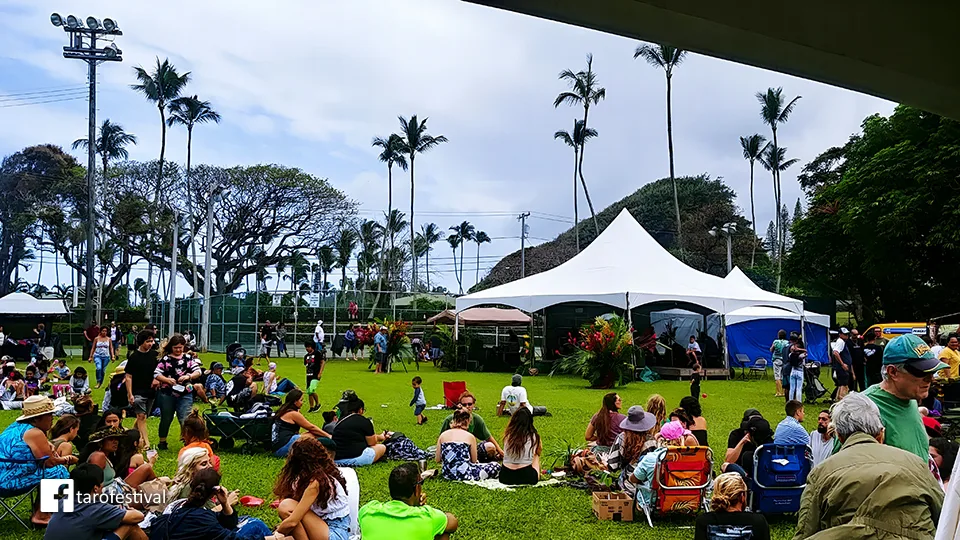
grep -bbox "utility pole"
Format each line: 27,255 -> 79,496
168,211 -> 179,337
50,13 -> 122,328
518,212 -> 530,279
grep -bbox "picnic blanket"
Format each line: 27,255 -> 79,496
463,478 -> 562,491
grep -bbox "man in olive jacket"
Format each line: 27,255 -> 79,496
794,392 -> 942,539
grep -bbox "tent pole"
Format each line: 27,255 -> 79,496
626,293 -> 635,381
529,310 -> 535,369
454,312 -> 460,371
721,313 -> 729,380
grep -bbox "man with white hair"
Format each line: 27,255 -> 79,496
794,392 -> 943,539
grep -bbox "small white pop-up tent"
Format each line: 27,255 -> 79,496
457,209 -> 804,315
0,293 -> 69,316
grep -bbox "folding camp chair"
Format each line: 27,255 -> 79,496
443,381 -> 467,408
338,467 -> 361,540
0,455 -> 49,530
750,444 -> 812,513
749,358 -> 768,379
635,446 -> 713,527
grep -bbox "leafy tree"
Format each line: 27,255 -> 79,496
789,106 -> 960,321
474,231 -> 491,285
167,95 -> 221,296
635,43 -> 687,254
555,54 -> 605,237
739,133 -> 768,266
554,119 -> 598,252
417,223 -> 444,291
71,119 -> 137,179
397,115 -> 447,290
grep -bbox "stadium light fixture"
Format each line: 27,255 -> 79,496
50,13 -> 63,26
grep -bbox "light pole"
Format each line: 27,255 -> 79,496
50,13 -> 122,328
200,184 -> 226,352
709,222 -> 738,273
168,211 -> 179,337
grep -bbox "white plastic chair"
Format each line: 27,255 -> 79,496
338,466 -> 361,539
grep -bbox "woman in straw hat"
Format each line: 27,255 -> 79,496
80,426 -> 158,496
607,404 -> 657,496
0,395 -> 75,523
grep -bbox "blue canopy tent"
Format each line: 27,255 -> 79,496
725,307 -> 830,366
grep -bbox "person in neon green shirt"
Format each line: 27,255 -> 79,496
863,334 -> 948,462
359,462 -> 459,540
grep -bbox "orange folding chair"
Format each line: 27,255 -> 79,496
635,446 -> 713,527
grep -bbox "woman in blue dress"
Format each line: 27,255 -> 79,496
0,395 -> 75,524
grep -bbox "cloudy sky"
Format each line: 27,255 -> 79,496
1,0 -> 894,296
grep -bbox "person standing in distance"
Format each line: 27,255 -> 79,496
831,328 -> 854,400
125,330 -> 158,450
303,340 -> 325,413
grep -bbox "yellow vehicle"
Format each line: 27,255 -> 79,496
864,322 -> 929,343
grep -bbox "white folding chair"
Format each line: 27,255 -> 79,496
338,466 -> 361,539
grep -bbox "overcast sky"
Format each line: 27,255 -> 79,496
1,0 -> 895,297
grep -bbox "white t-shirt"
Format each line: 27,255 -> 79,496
687,341 -> 701,353
110,327 -> 118,341
501,385 -> 533,414
832,338 -> 846,354
932,345 -> 945,358
809,430 -> 835,467
263,371 -> 277,393
314,326 -> 325,346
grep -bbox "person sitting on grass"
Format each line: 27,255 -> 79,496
49,413 -> 81,459
646,394 -> 667,426
53,359 -> 71,381
179,410 -> 221,471
331,396 -> 386,467
115,429 -> 159,483
501,407 -> 542,485
607,405 -> 657,496
439,391 -> 504,462
667,408 -> 701,446
322,411 -> 339,434
263,362 -> 296,395
436,409 -> 501,481
694,472 -> 770,540
274,437 -> 351,540
46,463 -> 147,540
96,407 -> 124,430
774,400 -> 810,446
585,392 -> 625,450
224,372 -> 259,412
630,421 -> 687,507
679,396 -> 708,446
204,362 -> 227,402
23,365 -> 41,397
359,462 -> 459,540
722,409 -> 772,479
151,466 -> 279,540
79,426 -> 158,497
497,374 -> 533,416
70,366 -> 91,395
273,389 -> 332,458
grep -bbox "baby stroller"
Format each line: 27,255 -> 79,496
803,362 -> 827,403
225,343 -> 247,373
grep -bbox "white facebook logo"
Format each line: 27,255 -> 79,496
40,479 -> 74,513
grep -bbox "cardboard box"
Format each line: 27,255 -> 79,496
592,492 -> 633,522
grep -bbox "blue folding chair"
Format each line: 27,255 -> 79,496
0,455 -> 50,530
749,444 -> 812,514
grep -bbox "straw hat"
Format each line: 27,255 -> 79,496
89,426 -> 126,443
112,360 -> 128,375
16,395 -> 56,422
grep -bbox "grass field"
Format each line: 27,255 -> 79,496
1,355 -> 818,539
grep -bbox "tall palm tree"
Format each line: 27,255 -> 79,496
554,119 -> 598,252
317,246 -> 336,291
447,235 -> 462,293
72,119 -> 138,178
131,57 -> 190,318
759,144 -> 799,291
757,87 -> 801,286
554,54 -> 604,237
167,95 -> 221,298
473,231 -> 491,285
449,221 -> 475,294
417,223 -> 444,291
397,116 -> 447,291
333,228 -> 358,290
739,134 -> 769,267
274,257 -> 288,295
635,43 -> 687,253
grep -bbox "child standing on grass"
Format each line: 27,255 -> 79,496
410,376 -> 427,425
691,362 -> 703,398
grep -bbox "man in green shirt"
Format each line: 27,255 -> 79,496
863,333 -> 948,462
359,462 -> 458,540
439,390 -> 504,461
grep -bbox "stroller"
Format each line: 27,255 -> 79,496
803,362 -> 827,403
225,343 -> 247,373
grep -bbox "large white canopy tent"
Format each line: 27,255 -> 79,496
0,293 -> 69,316
456,209 -> 804,315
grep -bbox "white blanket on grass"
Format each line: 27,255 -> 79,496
463,478 -> 562,491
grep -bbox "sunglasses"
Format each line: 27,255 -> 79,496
460,402 -> 475,407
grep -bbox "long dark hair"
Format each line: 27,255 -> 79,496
503,408 -> 540,460
114,430 -> 141,480
50,414 -> 80,439
273,437 -> 346,508
96,408 -> 123,430
679,396 -> 703,419
275,389 -> 304,422
590,393 -> 619,443
186,467 -> 221,508
162,334 -> 188,357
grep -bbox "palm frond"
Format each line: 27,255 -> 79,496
777,96 -> 802,123
554,130 -> 574,147
634,44 -> 666,68
553,91 -> 582,108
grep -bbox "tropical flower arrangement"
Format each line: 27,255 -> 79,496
558,315 -> 634,388
365,318 -> 413,363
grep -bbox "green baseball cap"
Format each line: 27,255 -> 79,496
882,334 -> 948,375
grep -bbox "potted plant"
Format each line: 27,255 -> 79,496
559,315 -> 634,388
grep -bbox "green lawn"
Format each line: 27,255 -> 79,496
3,356 -> 815,539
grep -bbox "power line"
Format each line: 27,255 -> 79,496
0,85 -> 86,98
0,95 -> 87,109
0,89 -> 89,103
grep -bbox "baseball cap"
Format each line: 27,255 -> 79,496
211,362 -> 224,370
839,327 -> 850,335
883,334 -> 948,376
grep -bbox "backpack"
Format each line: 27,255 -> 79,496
383,433 -> 430,461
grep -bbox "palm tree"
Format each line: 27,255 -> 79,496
417,223 -> 444,291
757,87 -> 801,286
447,235 -> 462,293
449,221 -> 475,294
739,134 -> 769,267
555,54 -> 605,237
397,116 -> 447,291
317,246 -> 336,291
635,43 -> 687,253
131,57 -> 190,318
274,257 -> 288,295
333,228 -> 358,290
473,231 -> 491,285
554,119 -> 598,252
72,119 -> 138,178
759,144 -> 799,291
167,95 -> 221,296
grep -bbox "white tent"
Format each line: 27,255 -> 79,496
0,292 -> 69,316
723,268 -> 829,325
457,209 -> 804,315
